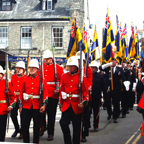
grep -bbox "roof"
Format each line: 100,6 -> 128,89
0,0 -> 70,20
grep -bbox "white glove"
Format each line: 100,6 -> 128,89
61,91 -> 67,100
102,62 -> 112,70
23,93 -> 29,101
132,83 -> 137,92
123,81 -> 130,91
136,78 -> 138,84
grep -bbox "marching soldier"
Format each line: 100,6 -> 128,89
99,59 -> 128,123
0,65 -> 16,141
59,56 -> 89,144
19,59 -> 48,143
10,61 -> 25,139
129,63 -> 136,110
40,49 -> 64,141
121,63 -> 130,118
76,51 -> 92,142
89,61 -> 107,132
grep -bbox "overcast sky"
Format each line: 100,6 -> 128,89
89,0 -> 144,49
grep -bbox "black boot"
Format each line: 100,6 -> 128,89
81,136 -> 87,142
11,130 -> 19,138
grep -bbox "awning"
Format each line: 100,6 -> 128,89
8,56 -> 67,63
0,50 -> 13,61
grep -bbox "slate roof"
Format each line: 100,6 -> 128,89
0,0 -> 70,20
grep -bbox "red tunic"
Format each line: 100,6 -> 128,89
84,67 -> 92,101
19,75 -> 48,109
11,74 -> 25,103
59,72 -> 89,114
0,79 -> 16,115
39,63 -> 64,99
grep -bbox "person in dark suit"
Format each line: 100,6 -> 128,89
99,59 -> 129,123
121,63 -> 130,118
89,60 -> 107,131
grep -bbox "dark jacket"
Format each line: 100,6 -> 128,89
92,72 -> 107,99
129,69 -> 136,91
99,66 -> 125,92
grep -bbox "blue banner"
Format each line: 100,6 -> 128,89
8,56 -> 67,63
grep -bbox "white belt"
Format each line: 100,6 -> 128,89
47,82 -> 59,85
61,91 -> 79,99
23,93 -> 40,100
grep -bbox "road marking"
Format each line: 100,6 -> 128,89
125,127 -> 140,144
132,133 -> 141,144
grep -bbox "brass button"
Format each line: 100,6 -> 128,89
32,83 -> 33,84
32,87 -> 33,89
17,85 -> 19,87
18,81 -> 19,82
70,98 -> 71,100
70,92 -> 71,94
31,93 -> 33,95
70,86 -> 72,88
71,80 -> 73,82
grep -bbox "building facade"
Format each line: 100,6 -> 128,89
0,0 -> 89,68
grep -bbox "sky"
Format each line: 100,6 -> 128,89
89,0 -> 144,52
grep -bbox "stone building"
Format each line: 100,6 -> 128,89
0,0 -> 89,68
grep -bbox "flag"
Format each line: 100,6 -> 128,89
66,18 -> 78,59
90,25 -> 99,61
129,23 -> 136,63
135,27 -> 139,60
122,24 -> 129,62
102,7 -> 115,63
115,15 -> 122,64
81,24 -> 88,59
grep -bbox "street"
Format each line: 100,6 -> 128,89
5,105 -> 144,144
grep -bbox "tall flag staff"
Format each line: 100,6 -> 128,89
102,7 -> 115,90
129,23 -> 136,63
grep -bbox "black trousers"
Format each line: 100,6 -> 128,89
106,90 -> 121,119
60,105 -> 82,144
21,107 -> 41,143
10,101 -> 21,132
121,90 -> 129,115
81,104 -> 89,137
0,114 -> 7,141
41,105 -> 48,131
92,98 -> 101,128
47,97 -> 58,136
129,90 -> 135,108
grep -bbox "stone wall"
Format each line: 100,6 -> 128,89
0,0 -> 85,57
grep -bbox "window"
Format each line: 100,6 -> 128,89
52,27 -> 63,49
21,27 -> 32,49
2,1 -> 11,11
0,27 -> 8,48
47,0 -> 52,10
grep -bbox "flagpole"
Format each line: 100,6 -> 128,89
106,6 -> 114,91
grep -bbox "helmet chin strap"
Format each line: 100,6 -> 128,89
29,70 -> 38,77
17,69 -> 23,75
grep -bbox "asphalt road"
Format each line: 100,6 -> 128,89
4,105 -> 144,144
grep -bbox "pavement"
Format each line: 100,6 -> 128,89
4,104 -> 144,144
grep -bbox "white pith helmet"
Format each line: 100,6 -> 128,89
16,61 -> 25,69
43,49 -> 53,59
0,65 -> 3,74
29,59 -> 39,69
89,61 -> 99,69
66,56 -> 79,68
76,51 -> 86,61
